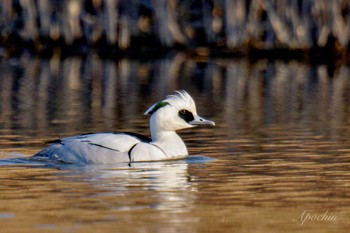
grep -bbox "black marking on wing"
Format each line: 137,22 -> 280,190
118,132 -> 152,143
69,131 -> 152,143
88,143 -> 120,152
45,132 -> 151,148
46,139 -> 64,145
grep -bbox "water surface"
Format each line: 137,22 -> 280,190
1,54 -> 350,232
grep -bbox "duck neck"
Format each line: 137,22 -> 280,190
149,121 -> 188,157
151,129 -> 181,143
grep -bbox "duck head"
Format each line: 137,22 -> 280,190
144,91 -> 215,139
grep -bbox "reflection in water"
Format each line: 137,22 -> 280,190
0,159 -> 208,232
224,61 -> 350,137
0,54 -> 214,136
1,55 -> 350,232
59,161 -> 195,212
0,55 -> 349,140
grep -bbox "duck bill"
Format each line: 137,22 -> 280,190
189,115 -> 215,126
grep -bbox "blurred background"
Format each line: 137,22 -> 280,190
1,0 -> 350,142
1,0 -> 350,58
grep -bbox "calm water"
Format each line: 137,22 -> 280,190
1,54 -> 350,232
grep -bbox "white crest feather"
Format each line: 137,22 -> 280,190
165,90 -> 197,113
144,90 -> 197,115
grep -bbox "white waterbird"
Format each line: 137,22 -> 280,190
32,90 -> 215,164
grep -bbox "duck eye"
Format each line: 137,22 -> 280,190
178,109 -> 195,122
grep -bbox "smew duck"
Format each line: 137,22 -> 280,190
32,91 -> 215,164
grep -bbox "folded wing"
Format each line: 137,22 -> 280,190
33,132 -> 151,164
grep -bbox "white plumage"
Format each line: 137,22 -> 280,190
32,91 -> 215,164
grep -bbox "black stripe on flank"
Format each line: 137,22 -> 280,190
128,143 -> 138,162
152,144 -> 167,156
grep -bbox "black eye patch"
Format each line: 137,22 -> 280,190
178,109 -> 194,122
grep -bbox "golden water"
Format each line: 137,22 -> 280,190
1,55 -> 350,232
